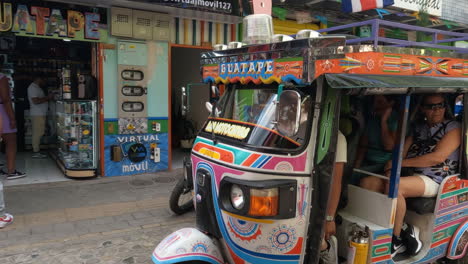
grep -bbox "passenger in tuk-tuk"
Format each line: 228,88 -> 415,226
353,95 -> 399,186
366,94 -> 462,258
298,95 -> 347,264
320,130 -> 347,264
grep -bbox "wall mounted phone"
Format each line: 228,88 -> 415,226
118,65 -> 148,118
122,86 -> 146,96
117,41 -> 148,119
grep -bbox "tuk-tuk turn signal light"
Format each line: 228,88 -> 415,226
248,188 -> 279,217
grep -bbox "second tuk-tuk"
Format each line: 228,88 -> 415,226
152,19 -> 468,264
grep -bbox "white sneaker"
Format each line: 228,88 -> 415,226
320,236 -> 338,264
0,213 -> 13,228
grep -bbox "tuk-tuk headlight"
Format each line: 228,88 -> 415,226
219,177 -> 297,219
230,184 -> 245,210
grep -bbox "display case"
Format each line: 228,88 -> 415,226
55,100 -> 97,177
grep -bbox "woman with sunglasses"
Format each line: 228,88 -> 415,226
386,94 -> 462,258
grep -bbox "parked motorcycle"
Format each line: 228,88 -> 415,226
169,157 -> 194,215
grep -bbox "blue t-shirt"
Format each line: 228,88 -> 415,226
365,112 -> 399,164
406,120 -> 461,183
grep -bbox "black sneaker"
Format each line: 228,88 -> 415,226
391,235 -> 406,258
6,170 -> 26,180
402,223 -> 423,255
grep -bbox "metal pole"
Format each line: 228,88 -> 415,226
372,19 -> 379,48
388,94 -> 411,198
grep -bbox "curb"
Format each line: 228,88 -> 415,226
4,169 -> 184,191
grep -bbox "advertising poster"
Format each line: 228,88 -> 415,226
104,133 -> 168,177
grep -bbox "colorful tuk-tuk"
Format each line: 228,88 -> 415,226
152,19 -> 468,264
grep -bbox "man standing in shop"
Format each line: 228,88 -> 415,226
27,74 -> 51,159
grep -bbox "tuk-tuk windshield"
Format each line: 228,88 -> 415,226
202,85 -> 313,151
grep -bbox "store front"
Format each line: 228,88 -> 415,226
0,1 -> 108,185
101,5 -> 242,176
169,19 -> 241,169
0,0 -> 242,182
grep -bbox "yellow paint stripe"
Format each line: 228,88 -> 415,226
184,19 -> 189,45
223,210 -> 274,224
199,148 -> 221,160
216,23 -> 221,44
375,235 -> 392,240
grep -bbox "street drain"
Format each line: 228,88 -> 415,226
129,179 -> 154,187
153,176 -> 176,183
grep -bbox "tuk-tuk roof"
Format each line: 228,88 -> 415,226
201,19 -> 468,86
201,44 -> 468,86
324,74 -> 468,91
201,37 -> 468,85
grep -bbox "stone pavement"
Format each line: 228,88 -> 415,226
0,169 -> 196,264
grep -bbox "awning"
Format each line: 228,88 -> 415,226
325,74 -> 468,90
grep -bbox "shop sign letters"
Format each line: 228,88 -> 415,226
0,2 -> 102,40
218,59 -> 275,83
127,0 -> 237,15
393,0 -> 441,17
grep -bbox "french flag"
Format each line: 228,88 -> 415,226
342,0 -> 394,13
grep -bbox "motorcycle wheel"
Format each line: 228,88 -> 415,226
169,178 -> 194,215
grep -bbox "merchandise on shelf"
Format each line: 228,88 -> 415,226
56,100 -> 96,172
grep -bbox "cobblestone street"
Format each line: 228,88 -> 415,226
0,169 -> 195,264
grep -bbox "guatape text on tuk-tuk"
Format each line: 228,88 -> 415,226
152,18 -> 468,264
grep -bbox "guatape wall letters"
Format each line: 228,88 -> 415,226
0,2 -> 105,42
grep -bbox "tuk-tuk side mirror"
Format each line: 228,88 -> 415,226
210,85 -> 220,102
205,102 -> 221,117
276,90 -> 301,137
206,85 -> 221,117
206,101 -> 214,114
181,87 -> 188,118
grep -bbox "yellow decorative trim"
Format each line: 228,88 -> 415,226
223,210 -> 274,224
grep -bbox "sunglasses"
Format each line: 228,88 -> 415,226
423,102 -> 446,110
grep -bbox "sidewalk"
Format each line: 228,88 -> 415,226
0,169 -> 196,263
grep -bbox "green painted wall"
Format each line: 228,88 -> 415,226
146,42 -> 169,118
103,38 -> 169,119
103,37 -> 118,119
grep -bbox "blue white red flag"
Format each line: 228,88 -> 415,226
342,0 -> 394,13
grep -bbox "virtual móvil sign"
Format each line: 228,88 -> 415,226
127,143 -> 147,163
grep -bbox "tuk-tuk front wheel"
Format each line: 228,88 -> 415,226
169,178 -> 194,215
